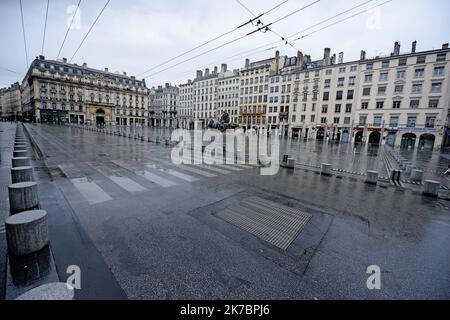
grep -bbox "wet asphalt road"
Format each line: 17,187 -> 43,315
14,123 -> 450,299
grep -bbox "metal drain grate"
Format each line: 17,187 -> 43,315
215,197 -> 312,250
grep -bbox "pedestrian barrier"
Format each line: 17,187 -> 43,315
11,166 -> 34,184
321,163 -> 333,176
12,157 -> 31,168
411,169 -> 424,182
8,181 -> 39,214
423,180 -> 440,197
366,170 -> 379,185
5,210 -> 48,256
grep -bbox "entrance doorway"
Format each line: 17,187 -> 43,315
386,132 -> 396,146
96,109 -> 105,126
419,134 -> 435,150
401,133 -> 417,149
341,130 -> 349,143
316,128 -> 325,140
368,131 -> 381,145
355,131 -> 363,144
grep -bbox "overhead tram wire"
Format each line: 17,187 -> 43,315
41,0 -> 50,55
136,0 -> 290,78
19,0 -> 29,67
157,0 -> 393,83
142,0 -> 320,79
69,0 -> 110,63
57,0 -> 82,59
194,0 -> 379,71
234,0 -> 298,51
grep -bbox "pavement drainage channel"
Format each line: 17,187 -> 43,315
215,196 -> 312,251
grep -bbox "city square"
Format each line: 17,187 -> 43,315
0,0 -> 449,307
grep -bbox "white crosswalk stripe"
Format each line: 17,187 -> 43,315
70,177 -> 113,205
139,171 -> 178,188
177,165 -> 217,178
112,159 -> 179,187
146,163 -> 199,182
109,176 -> 147,192
215,164 -> 242,172
87,162 -> 147,192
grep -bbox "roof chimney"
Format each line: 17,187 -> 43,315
296,50 -> 304,66
62,58 -> 67,63
123,71 -> 127,76
245,59 -> 250,68
82,62 -> 87,68
338,52 -> 344,64
221,64 -> 227,73
393,41 -> 401,56
214,66 -> 218,74
443,43 -> 449,49
196,70 -> 203,78
104,67 -> 109,72
205,68 -> 210,76
360,50 -> 366,61
412,41 -> 417,53
323,48 -> 331,66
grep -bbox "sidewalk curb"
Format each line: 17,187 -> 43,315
22,123 -> 45,160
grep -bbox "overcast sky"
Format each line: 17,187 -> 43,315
1,0 -> 449,88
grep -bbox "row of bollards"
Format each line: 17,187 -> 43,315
72,123 -> 171,146
280,153 -> 441,197
5,125 -> 72,300
5,128 -> 49,258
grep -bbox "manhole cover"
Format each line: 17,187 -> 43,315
215,197 -> 312,250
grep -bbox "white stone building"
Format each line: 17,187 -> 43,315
217,64 -> 240,125
177,80 -> 194,129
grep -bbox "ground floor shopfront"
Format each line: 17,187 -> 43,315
36,106 -> 147,126
352,127 -> 441,150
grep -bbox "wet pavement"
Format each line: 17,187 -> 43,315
2,122 -> 450,299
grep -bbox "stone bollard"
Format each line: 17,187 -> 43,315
156,136 -> 160,144
286,158 -> 295,169
5,210 -> 48,256
13,150 -> 28,158
165,139 -> 170,146
16,282 -> 74,300
11,166 -> 34,184
400,159 -> 409,170
405,163 -> 414,174
14,146 -> 27,152
141,136 -> 145,141
411,169 -> 424,182
423,180 -> 440,197
321,163 -> 333,176
12,157 -> 31,168
148,137 -> 151,143
8,182 -> 39,214
366,170 -> 379,185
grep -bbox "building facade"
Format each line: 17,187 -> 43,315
193,68 -> 219,128
178,80 -> 193,129
217,65 -> 240,125
21,56 -> 148,126
0,82 -> 22,120
353,42 -> 450,150
239,51 -> 285,129
149,83 -> 179,128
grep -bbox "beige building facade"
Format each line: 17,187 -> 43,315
0,82 -> 22,120
21,55 -> 149,126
